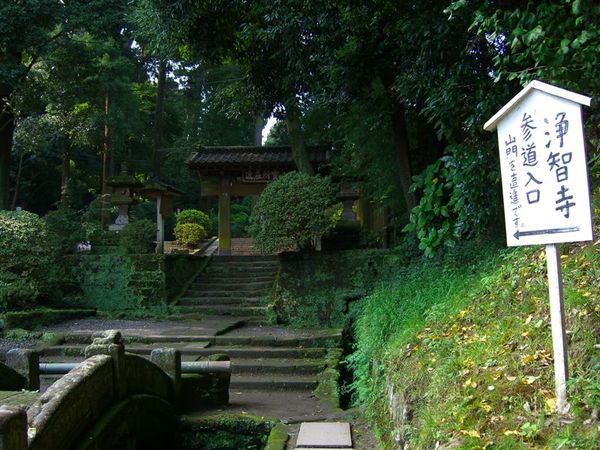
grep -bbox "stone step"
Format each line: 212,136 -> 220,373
206,262 -> 278,269
229,374 -> 317,390
177,313 -> 267,324
42,345 -> 329,359
209,259 -> 278,266
193,275 -> 276,283
183,289 -> 269,298
212,256 -> 280,262
58,330 -> 339,347
189,280 -> 274,289
179,297 -> 264,306
203,269 -> 277,277
231,359 -> 327,375
186,285 -> 270,294
177,305 -> 269,316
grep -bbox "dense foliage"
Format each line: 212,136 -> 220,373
404,145 -> 500,255
248,172 -> 336,254
1,0 -> 597,255
119,219 -> 156,254
0,211 -> 55,311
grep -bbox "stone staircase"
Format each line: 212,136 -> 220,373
177,256 -> 279,320
38,326 -> 341,395
34,256 -> 342,421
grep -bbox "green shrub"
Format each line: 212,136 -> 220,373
404,145 -> 500,256
4,328 -> 33,342
248,172 -> 337,254
119,219 -> 155,254
174,223 -> 207,246
176,209 -> 211,234
44,208 -> 86,255
0,274 -> 39,313
232,197 -> 253,237
0,210 -> 54,310
77,254 -> 143,311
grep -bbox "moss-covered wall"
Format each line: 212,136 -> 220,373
74,254 -> 166,310
272,249 -> 411,328
164,255 -> 211,301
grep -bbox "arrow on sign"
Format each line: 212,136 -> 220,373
514,226 -> 580,240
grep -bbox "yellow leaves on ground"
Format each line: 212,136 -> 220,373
522,375 -> 541,385
460,429 -> 481,438
544,397 -> 557,413
520,350 -> 552,366
463,377 -> 478,389
503,430 -> 520,436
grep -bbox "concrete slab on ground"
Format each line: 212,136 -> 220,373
295,422 -> 352,448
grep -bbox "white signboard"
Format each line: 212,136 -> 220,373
486,82 -> 593,246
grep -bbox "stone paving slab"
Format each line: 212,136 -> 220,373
195,389 -> 339,423
44,317 -> 245,337
296,422 -> 352,448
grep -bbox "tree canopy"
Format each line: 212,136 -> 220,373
0,0 -> 597,251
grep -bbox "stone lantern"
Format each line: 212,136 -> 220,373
138,179 -> 184,253
106,164 -> 142,231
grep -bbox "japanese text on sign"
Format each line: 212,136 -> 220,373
495,89 -> 593,246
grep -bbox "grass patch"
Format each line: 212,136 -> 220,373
1,308 -> 96,330
179,414 -> 275,450
351,190 -> 600,448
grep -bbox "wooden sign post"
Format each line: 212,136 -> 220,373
484,80 -> 593,415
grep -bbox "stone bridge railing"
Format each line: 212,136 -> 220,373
0,330 -> 230,450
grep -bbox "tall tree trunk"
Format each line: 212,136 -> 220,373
60,144 -> 70,207
285,102 -> 313,175
0,95 -> 14,210
101,93 -> 111,227
390,101 -> 416,211
415,99 -> 444,172
254,114 -> 266,147
152,59 -> 168,178
11,149 -> 24,210
379,71 -> 416,212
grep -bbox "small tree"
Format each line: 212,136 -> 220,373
174,223 -> 207,247
175,209 -> 212,234
249,172 -> 336,254
0,211 -> 54,310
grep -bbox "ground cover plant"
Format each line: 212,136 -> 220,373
350,189 -> 600,448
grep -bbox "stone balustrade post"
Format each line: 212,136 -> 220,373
150,348 -> 181,411
6,349 -> 39,391
0,407 -> 27,450
84,330 -> 127,399
208,354 -> 230,405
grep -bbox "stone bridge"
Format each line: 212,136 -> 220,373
0,331 -> 229,450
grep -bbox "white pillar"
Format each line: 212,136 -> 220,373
545,243 -> 569,415
156,195 -> 164,254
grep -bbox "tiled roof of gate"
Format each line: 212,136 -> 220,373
187,145 -> 330,169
